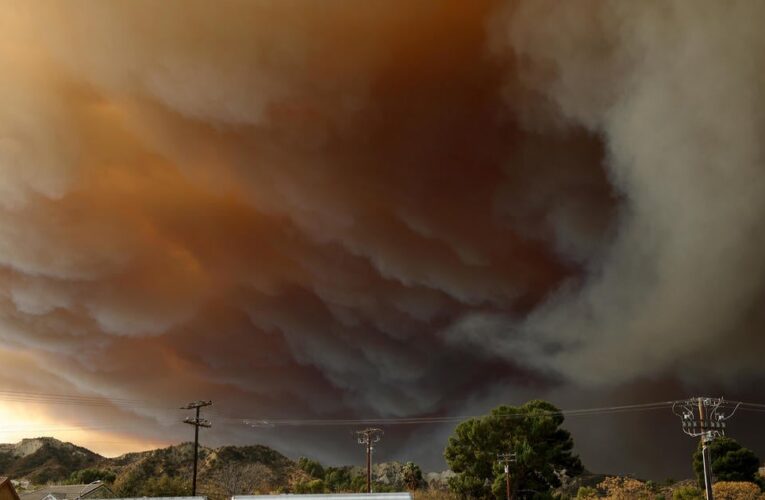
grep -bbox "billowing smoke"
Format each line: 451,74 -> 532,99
0,0 -> 763,477
475,0 -> 765,385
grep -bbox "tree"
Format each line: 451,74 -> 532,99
66,468 -> 116,485
210,462 -> 274,496
444,400 -> 583,499
294,479 -> 326,494
596,476 -> 653,499
139,476 -> 189,497
324,467 -> 353,492
693,437 -> 760,486
402,462 -> 425,491
297,457 -> 325,480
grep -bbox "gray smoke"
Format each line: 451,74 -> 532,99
0,0 -> 762,478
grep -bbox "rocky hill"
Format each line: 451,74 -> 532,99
0,437 -> 440,498
0,438 -> 388,497
0,438 -> 103,484
0,437 -> 307,496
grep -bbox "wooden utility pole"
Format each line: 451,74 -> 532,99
356,428 -> 383,493
498,451 -> 516,500
182,400 -> 212,496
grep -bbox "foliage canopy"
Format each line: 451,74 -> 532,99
444,400 -> 583,499
692,437 -> 760,486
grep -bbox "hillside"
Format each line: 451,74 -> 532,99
0,438 -> 336,497
107,441 -> 307,497
0,438 -> 103,484
0,437 -> 447,498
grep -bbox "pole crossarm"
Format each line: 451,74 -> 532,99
181,400 -> 213,410
356,427 -> 383,445
672,397 -> 738,440
184,417 -> 212,428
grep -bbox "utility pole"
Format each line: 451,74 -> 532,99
698,398 -> 714,500
182,400 -> 212,496
356,428 -> 383,493
497,451 -> 516,500
673,397 -> 740,500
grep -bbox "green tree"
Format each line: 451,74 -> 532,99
297,457 -> 325,480
66,468 -> 116,485
139,476 -> 189,497
324,467 -> 353,492
692,437 -> 760,486
445,400 -> 583,499
295,478 -> 326,494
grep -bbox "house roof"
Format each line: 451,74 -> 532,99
92,498 -> 207,500
234,495 -> 412,500
19,482 -> 112,500
0,477 -> 21,500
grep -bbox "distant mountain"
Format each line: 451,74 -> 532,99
0,437 -> 430,498
0,437 -> 310,496
0,438 -> 103,484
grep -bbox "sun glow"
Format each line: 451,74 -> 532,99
0,400 -> 169,457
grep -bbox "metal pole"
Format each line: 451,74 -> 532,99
366,440 -> 371,494
701,441 -> 714,500
698,398 -> 714,500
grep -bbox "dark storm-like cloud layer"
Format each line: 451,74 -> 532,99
0,0 -> 764,476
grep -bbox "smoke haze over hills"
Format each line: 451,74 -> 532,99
0,0 -> 764,478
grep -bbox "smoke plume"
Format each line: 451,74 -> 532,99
0,0 -> 763,477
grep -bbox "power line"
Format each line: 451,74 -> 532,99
0,424 -> 139,434
0,389 -> 175,410
240,401 -> 677,428
1,389 -> 762,432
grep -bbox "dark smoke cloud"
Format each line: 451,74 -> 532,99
0,0 -> 763,478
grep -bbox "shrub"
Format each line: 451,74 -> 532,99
576,486 -> 598,498
712,481 -> 763,500
597,476 -> 653,499
672,485 -> 704,500
66,468 -> 116,485
294,478 -> 325,494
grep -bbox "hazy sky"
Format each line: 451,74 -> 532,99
0,0 -> 764,479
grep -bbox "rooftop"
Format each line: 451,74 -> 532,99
234,494 -> 412,500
